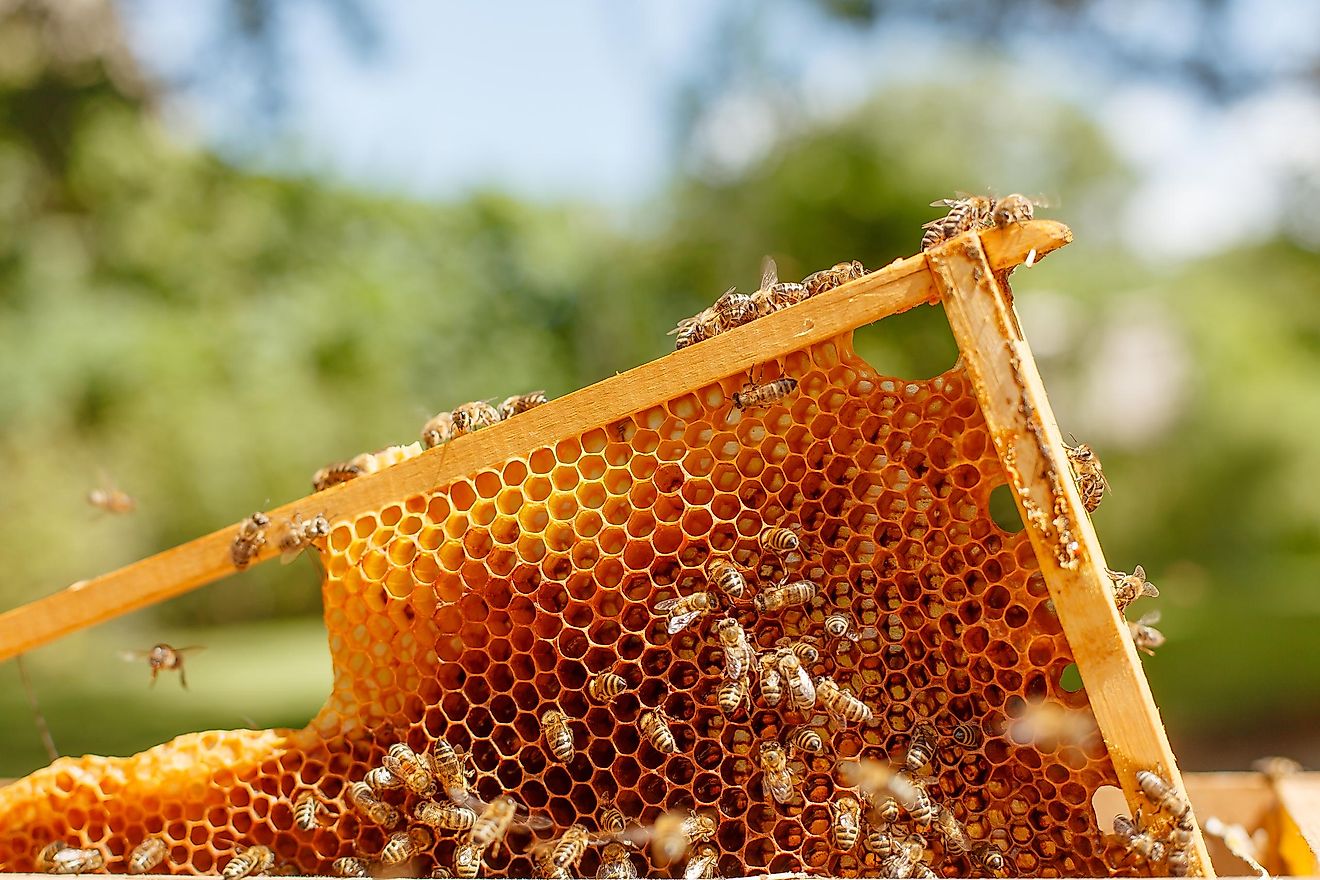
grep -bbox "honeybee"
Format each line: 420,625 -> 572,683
758,525 -> 801,555
951,722 -> 983,750
777,651 -> 816,710
902,775 -> 939,828
600,796 -> 628,834
921,194 -> 995,250
1128,611 -> 1166,656
541,710 -> 576,762
126,838 -> 167,874
384,742 -> 438,797
542,824 -> 596,873
782,639 -> 820,665
704,557 -> 747,600
431,869 -> 454,880
332,857 -> 370,877
971,842 -> 1008,876
671,313 -> 713,351
655,591 -> 717,634
312,459 -> 363,492
588,671 -> 628,702
881,835 -> 937,879
838,759 -> 920,814
815,676 -> 873,724
991,193 -> 1039,228
747,258 -> 810,317
119,641 -> 205,689
802,260 -> 866,298
222,845 -> 275,879
414,799 -> 477,831
452,401 -> 502,435
421,410 -> 456,448
1253,755 -> 1304,779
294,791 -> 334,831
279,512 -> 330,563
498,391 -> 548,420
711,288 -> 759,331
831,796 -> 862,849
230,511 -> 271,569
432,737 -> 477,804
1064,442 -> 1108,512
452,842 -> 486,880
641,810 -> 717,866
347,780 -> 401,828
1106,565 -> 1158,612
87,474 -> 136,515
759,740 -> 797,804
469,796 -> 520,855
905,722 -> 938,771
713,617 -> 755,681
1135,770 -> 1191,821
381,828 -> 433,866
683,844 -> 719,880
1113,813 -> 1167,863
366,765 -> 404,793
640,708 -> 679,754
865,794 -> 901,827
717,675 -> 749,714
934,806 -> 971,853
865,824 -> 900,858
758,651 -> 783,707
1204,816 -> 1266,878
598,843 -> 639,880
35,842 -> 68,872
823,613 -> 859,642
43,846 -> 106,875
789,727 -> 825,755
754,579 -> 817,613
732,378 -> 798,410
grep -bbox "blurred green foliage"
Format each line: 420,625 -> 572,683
1,4 -> 1318,777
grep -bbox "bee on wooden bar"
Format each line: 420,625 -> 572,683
831,796 -> 862,849
934,806 -> 971,854
778,651 -> 816,710
451,401 -> 502,435
421,410 -> 456,448
882,835 -> 937,879
655,591 -> 717,633
126,838 -> 167,874
120,642 -> 204,689
951,721 -> 983,750
683,844 -> 719,880
222,845 -> 275,879
711,288 -> 759,331
713,617 -> 755,682
380,828 -> 432,867
365,765 -> 404,793
43,845 -> 105,876
717,676 -> 749,714
541,709 -> 576,762
905,722 -> 938,771
432,736 -> 476,804
1107,565 -> 1159,613
758,525 -> 801,555
704,557 -> 747,600
754,579 -> 817,613
1113,813 -> 1167,863
732,378 -> 798,410
1064,441 -> 1109,512
279,512 -> 329,563
802,260 -> 866,298
971,842 -> 1008,876
1136,770 -> 1191,822
921,194 -> 995,250
1128,611 -> 1166,656
758,650 -> 784,707
452,842 -> 486,880
87,473 -> 136,515
750,258 -> 810,316
671,313 -> 713,351
414,799 -> 477,831
498,390 -> 547,420
293,791 -> 334,831
332,857 -> 370,878
347,780 -> 401,828
598,843 -> 639,880
385,742 -> 437,797
600,795 -> 628,835
758,740 -> 797,804
312,459 -> 363,492
230,511 -> 270,569
640,708 -> 679,754
991,193 -> 1041,228
588,671 -> 628,702
823,613 -> 859,643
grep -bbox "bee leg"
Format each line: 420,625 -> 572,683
179,666 -> 188,689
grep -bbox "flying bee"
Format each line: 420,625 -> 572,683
332,857 -> 370,878
1254,755 -> 1304,779
640,708 -> 679,754
293,791 -> 334,831
43,846 -> 106,875
1129,611 -> 1166,656
347,780 -> 401,829
365,765 -> 404,793
758,651 -> 783,707
432,737 -> 476,804
588,671 -> 628,702
732,377 -> 798,410
1106,565 -> 1159,613
279,512 -> 330,563
704,557 -> 747,600
683,844 -> 719,880
831,796 -> 863,850
991,193 -> 1040,228
758,740 -> 797,804
754,578 -> 817,613
1064,442 -> 1108,512
598,843 -> 639,880
881,836 -> 937,880
452,842 -> 486,880
1135,770 -> 1191,821
541,709 -> 576,762
789,727 -> 825,756
1113,813 -> 1167,863
384,742 -> 438,797
839,759 -> 920,814
758,525 -> 801,555
717,676 -> 750,714
638,810 -> 717,866
470,797 -> 521,855
711,288 -> 759,331
921,194 -> 995,250
654,591 -> 717,634
87,473 -> 135,515
934,806 -> 972,854
1204,816 -> 1267,878
414,799 -> 477,831
971,842 -> 1008,876
905,722 -> 938,771
951,722 -> 983,750
119,642 -> 204,689
815,675 -> 873,724
381,828 -> 433,867
498,390 -> 548,420
312,459 -> 362,492
451,401 -> 502,435
222,845 -> 275,879
421,410 -> 456,448
541,824 -> 598,873
126,838 -> 167,874
777,651 -> 816,710
230,511 -> 270,569
600,796 -> 628,834
713,617 -> 755,681
802,260 -> 866,298
824,613 -> 859,642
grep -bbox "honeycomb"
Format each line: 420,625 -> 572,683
0,333 -> 1130,878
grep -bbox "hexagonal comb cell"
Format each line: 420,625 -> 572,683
0,335 -> 1126,878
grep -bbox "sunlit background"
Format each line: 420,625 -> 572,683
1,0 -> 1318,778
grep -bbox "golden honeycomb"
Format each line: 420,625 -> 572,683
0,332 -> 1128,878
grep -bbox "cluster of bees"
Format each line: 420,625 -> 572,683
919,193 -> 1042,252
1111,771 -> 1199,877
33,839 -> 283,878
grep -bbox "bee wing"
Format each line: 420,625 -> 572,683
280,545 -> 306,565
760,256 -> 778,292
119,649 -> 150,663
1139,610 -> 1162,626
928,199 -> 958,208
667,610 -> 702,634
